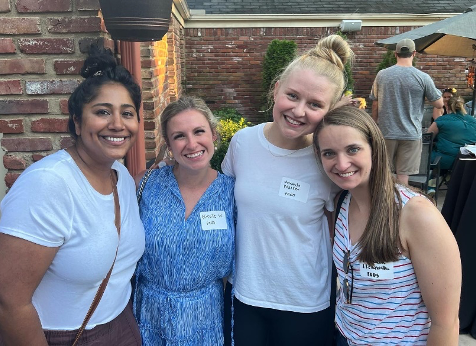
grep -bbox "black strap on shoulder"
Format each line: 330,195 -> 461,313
335,190 -> 349,224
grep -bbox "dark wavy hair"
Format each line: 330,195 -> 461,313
67,44 -> 142,139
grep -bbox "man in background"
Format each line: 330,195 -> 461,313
370,38 -> 443,185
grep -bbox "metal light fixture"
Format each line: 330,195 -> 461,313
339,20 -> 362,32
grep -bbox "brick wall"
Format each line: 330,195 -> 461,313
0,0 -> 185,191
0,0 -> 111,190
184,26 -> 472,122
1,2 -> 472,193
140,13 -> 185,162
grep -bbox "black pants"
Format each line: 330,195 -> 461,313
224,282 -> 334,346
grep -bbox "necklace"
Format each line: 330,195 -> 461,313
266,141 -> 302,158
264,126 -> 306,158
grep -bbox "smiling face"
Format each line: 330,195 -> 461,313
272,68 -> 336,147
318,124 -> 372,192
166,109 -> 216,173
74,83 -> 139,167
442,92 -> 453,106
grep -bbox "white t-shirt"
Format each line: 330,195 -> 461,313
222,123 -> 339,313
0,150 -> 145,330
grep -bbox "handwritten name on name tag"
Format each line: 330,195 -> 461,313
278,177 -> 310,203
200,211 -> 228,230
360,262 -> 394,280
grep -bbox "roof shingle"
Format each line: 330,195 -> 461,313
186,0 -> 476,15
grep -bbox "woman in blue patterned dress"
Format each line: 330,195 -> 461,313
133,96 -> 235,345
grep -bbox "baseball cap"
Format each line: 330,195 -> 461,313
396,39 -> 415,53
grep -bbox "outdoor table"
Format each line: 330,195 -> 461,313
441,154 -> 476,337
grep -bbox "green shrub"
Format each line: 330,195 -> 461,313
210,108 -> 252,172
376,49 -> 397,72
213,107 -> 243,123
336,31 -> 354,93
376,49 -> 415,73
261,39 -> 297,120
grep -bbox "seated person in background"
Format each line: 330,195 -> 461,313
432,87 -> 457,121
428,96 -> 476,170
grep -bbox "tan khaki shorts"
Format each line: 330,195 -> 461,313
385,139 -> 422,175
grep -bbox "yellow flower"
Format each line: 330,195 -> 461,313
217,118 -> 249,143
356,97 -> 366,109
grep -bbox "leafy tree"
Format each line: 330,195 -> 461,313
261,39 -> 297,120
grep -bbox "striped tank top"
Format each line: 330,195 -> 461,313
334,186 -> 430,345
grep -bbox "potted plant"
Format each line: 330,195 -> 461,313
99,0 -> 173,42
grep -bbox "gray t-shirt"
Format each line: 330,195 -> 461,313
369,65 -> 441,140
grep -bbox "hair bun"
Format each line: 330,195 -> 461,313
80,44 -> 117,79
312,35 -> 353,71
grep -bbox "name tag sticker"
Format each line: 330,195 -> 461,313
200,211 -> 228,230
278,177 -> 310,203
360,262 -> 394,280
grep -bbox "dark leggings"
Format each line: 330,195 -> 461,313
224,282 -> 334,346
334,328 -> 349,346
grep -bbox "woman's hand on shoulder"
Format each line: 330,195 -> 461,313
400,196 -> 461,345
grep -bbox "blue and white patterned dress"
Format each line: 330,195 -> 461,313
133,166 -> 235,345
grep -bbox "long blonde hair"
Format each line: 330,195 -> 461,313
314,106 -> 403,264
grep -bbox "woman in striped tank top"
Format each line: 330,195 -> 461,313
313,106 -> 461,345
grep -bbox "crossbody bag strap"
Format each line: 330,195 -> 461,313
72,171 -> 121,346
136,167 -> 155,204
331,190 -> 348,241
137,144 -> 168,204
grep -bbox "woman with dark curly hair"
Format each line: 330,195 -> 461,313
0,44 -> 144,345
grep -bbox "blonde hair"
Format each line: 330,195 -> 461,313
159,96 -> 217,147
448,96 -> 467,115
313,106 -> 403,264
269,35 -> 354,109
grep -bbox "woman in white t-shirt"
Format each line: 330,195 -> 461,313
0,45 -> 145,345
222,34 -> 353,345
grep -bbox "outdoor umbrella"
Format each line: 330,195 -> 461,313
375,4 -> 476,58
375,4 -> 476,114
